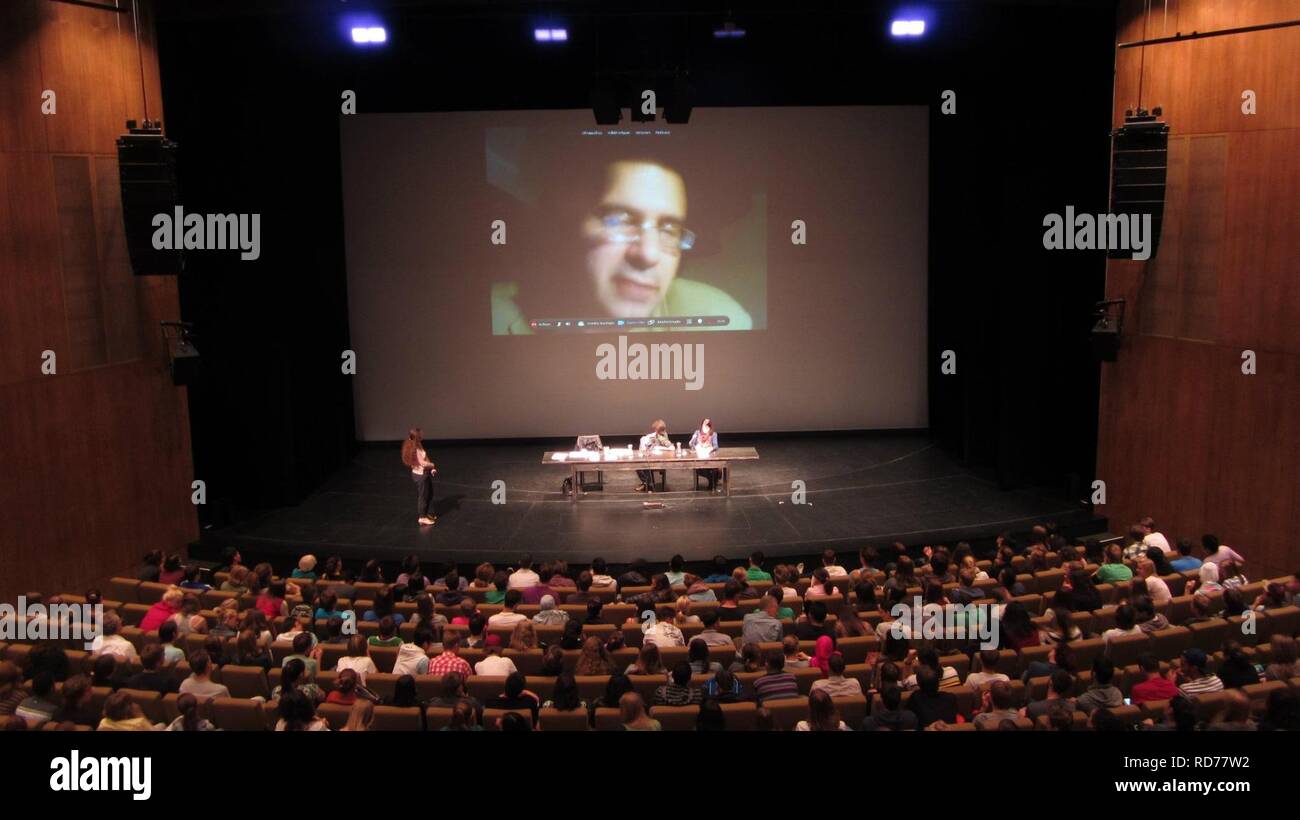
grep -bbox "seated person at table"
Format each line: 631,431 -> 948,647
689,417 -> 721,491
636,419 -> 671,493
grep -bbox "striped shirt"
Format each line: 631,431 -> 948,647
753,672 -> 799,704
1179,675 -> 1224,697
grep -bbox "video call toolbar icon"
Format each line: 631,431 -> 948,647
527,316 -> 731,332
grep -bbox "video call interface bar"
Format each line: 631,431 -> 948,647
528,316 -> 732,331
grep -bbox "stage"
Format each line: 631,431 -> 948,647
195,433 -> 1106,570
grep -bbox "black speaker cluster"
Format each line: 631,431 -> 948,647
117,120 -> 184,276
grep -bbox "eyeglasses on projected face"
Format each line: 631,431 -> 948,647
588,207 -> 696,253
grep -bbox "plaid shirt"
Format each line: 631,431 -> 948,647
427,651 -> 472,677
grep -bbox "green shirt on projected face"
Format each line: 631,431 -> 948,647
491,279 -> 753,335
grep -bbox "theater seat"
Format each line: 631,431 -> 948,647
372,705 -> 423,731
107,577 -> 141,604
538,707 -> 590,731
1071,637 -> 1106,671
1188,619 -> 1231,653
1265,606 -> 1298,639
1016,644 -> 1052,677
522,676 -> 555,702
1191,690 -> 1228,722
467,675 -> 507,703
136,582 -> 170,605
592,707 -> 623,731
221,665 -> 270,699
483,706 -> 537,729
1151,626 -> 1193,660
718,701 -> 758,730
793,666 -> 824,694
315,702 -> 351,730
425,706 -> 454,731
309,644 -> 345,675
628,674 -> 668,703
834,635 -> 876,664
1106,633 -> 1151,668
210,697 -> 270,731
648,704 -> 699,731
833,694 -> 868,727
757,697 -> 803,730
118,688 -> 164,723
1242,680 -> 1288,715
368,646 -> 400,673
575,675 -> 613,702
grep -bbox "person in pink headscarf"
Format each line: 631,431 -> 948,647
809,635 -> 837,677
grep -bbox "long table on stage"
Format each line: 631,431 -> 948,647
542,447 -> 760,501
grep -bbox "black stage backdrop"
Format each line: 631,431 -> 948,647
155,0 -> 1115,527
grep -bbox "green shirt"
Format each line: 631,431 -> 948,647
1094,563 -> 1134,584
746,567 -> 772,582
492,279 -> 753,335
484,590 -> 505,605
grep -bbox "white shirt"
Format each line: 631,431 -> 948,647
1203,545 -> 1245,566
275,718 -> 328,731
91,634 -> 139,663
336,656 -> 378,685
965,672 -> 1010,691
640,433 -> 669,450
641,621 -> 685,648
411,447 -> 431,477
795,720 -> 850,731
1103,625 -> 1143,644
474,655 -> 517,677
824,565 -> 849,578
1145,575 -> 1172,605
507,569 -> 540,590
876,619 -> 910,642
1142,532 -> 1173,554
488,611 -> 528,629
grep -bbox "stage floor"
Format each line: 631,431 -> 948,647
199,433 -> 1104,567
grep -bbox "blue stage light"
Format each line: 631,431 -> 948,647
351,26 -> 387,45
890,19 -> 926,37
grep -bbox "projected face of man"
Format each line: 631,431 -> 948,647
583,161 -> 687,318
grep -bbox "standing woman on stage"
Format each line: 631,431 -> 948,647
689,417 -> 721,492
402,428 -> 438,526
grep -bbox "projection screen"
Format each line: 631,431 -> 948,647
341,106 -> 928,440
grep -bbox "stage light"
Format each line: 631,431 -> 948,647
713,21 -> 746,39
890,19 -> 926,37
535,27 -> 568,43
351,26 -> 387,44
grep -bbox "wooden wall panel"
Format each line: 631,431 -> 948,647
0,361 -> 194,602
1171,0 -> 1300,33
1096,336 -> 1216,534
1205,350 -> 1300,571
52,154 -> 109,370
1219,128 -> 1300,353
1122,27 -> 1300,135
0,0 -> 47,153
0,150 -> 66,386
1098,0 -> 1300,579
0,0 -> 193,605
41,0 -> 132,155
